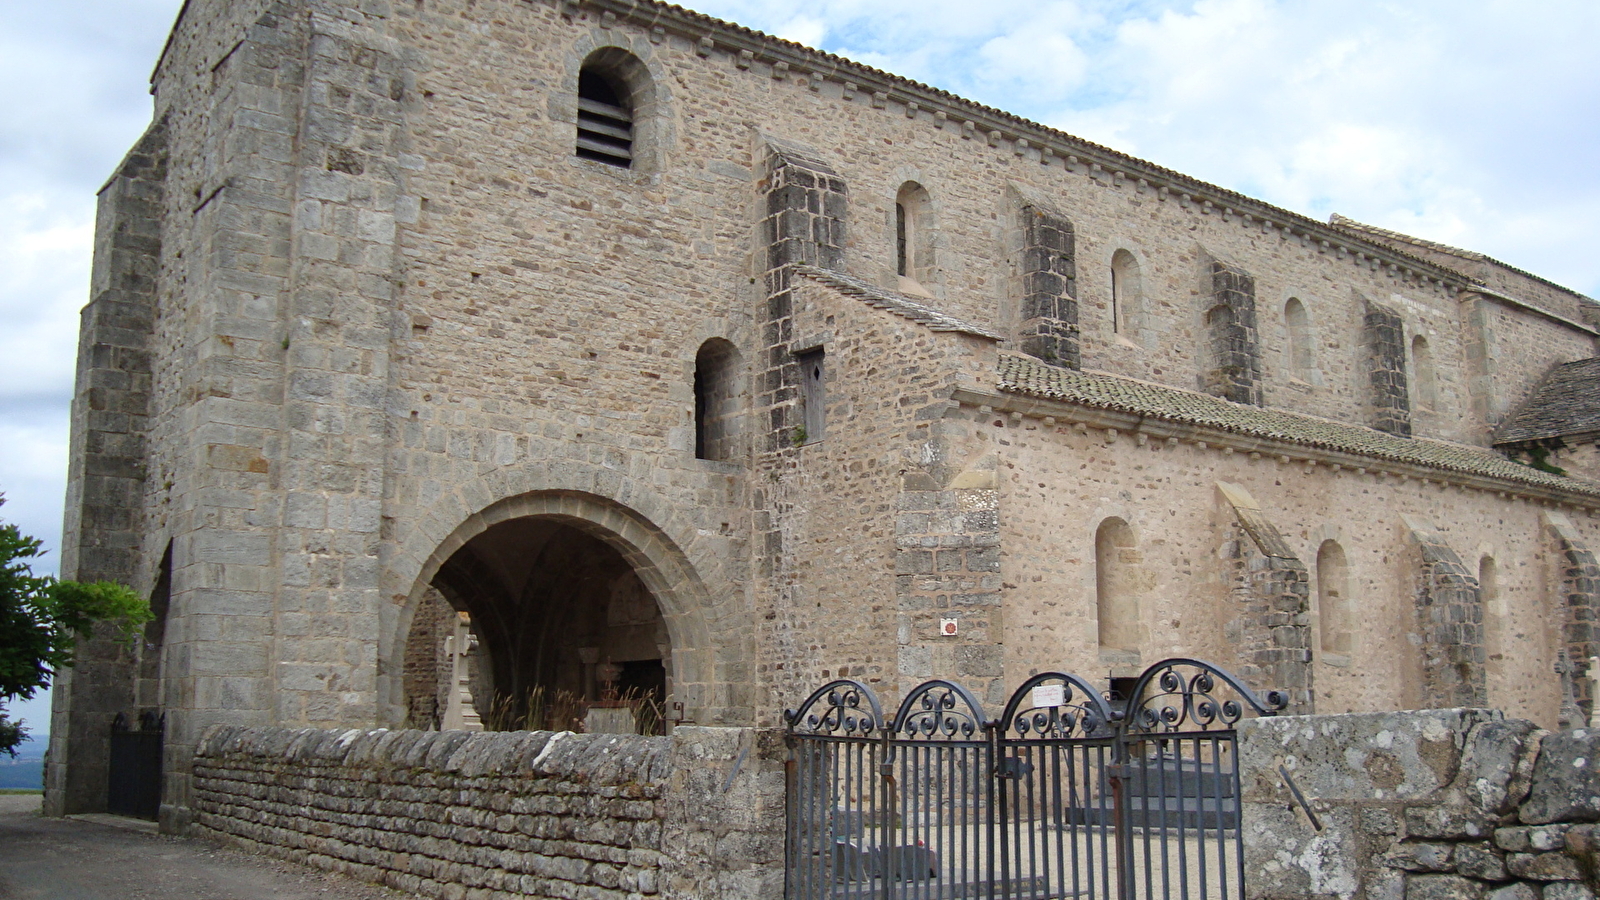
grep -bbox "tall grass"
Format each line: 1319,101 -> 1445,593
479,685 -> 666,735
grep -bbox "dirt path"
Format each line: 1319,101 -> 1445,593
0,795 -> 411,900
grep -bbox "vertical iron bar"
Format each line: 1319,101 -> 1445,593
1228,734 -> 1242,900
1176,735 -> 1190,900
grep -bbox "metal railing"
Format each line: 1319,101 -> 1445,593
784,659 -> 1284,900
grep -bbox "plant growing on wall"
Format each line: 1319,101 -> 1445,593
0,496 -> 149,757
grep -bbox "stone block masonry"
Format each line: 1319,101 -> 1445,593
1365,300 -> 1413,436
1017,202 -> 1080,370
46,116 -> 169,816
191,725 -> 784,900
1205,261 -> 1262,406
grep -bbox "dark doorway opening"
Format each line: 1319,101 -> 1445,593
407,516 -> 672,735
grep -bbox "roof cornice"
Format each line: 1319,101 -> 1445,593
574,0 -> 1474,296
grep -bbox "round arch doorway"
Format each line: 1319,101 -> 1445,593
403,515 -> 672,735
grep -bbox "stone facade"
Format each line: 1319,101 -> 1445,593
50,0 -> 1600,828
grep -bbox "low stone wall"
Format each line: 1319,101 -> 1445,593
191,725 -> 783,900
1241,709 -> 1600,900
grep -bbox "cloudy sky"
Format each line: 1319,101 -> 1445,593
1,0 -> 1596,732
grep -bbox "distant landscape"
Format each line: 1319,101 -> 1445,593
0,736 -> 47,790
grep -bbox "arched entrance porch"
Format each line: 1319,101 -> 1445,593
386,490 -> 726,732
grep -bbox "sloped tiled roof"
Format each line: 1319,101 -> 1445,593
797,266 -> 1002,339
996,353 -> 1600,497
1495,358 -> 1600,445
1330,214 -> 1598,309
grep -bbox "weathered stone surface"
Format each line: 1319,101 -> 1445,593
1507,851 -> 1584,881
1459,720 -> 1544,815
1523,729 -> 1600,824
1364,808 -> 1402,835
1546,884 -> 1599,900
1405,874 -> 1487,900
1486,884 -> 1539,900
1242,709 -> 1497,803
1452,842 -> 1507,881
1405,804 -> 1496,841
1386,841 -> 1455,872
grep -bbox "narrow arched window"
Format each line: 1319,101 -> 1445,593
895,202 -> 909,277
577,67 -> 634,167
1317,540 -> 1351,655
694,339 -> 741,461
895,182 -> 934,291
1285,298 -> 1313,381
1095,518 -> 1141,653
1480,555 -> 1502,679
1110,249 -> 1141,338
1412,334 -> 1437,410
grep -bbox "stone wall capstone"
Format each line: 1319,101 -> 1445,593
1240,709 -> 1600,900
191,725 -> 784,900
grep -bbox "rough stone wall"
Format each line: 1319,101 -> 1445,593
763,273 -> 997,710
401,587 -> 457,730
46,118 -> 169,816
1365,300 -> 1413,436
191,725 -> 784,900
1469,297 -> 1596,436
894,429 -> 1006,706
989,405 -> 1591,727
1219,484 -> 1313,715
1241,710 -> 1600,900
1551,441 -> 1600,484
1017,203 -> 1080,369
1204,261 -> 1263,405
1547,514 -> 1600,723
758,142 -> 846,454
1407,518 -> 1488,709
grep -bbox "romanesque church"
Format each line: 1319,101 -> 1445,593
49,0 -> 1600,824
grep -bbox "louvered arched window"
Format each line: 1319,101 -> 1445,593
576,67 -> 634,168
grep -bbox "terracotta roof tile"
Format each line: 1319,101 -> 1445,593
1495,358 -> 1600,445
996,353 -> 1600,497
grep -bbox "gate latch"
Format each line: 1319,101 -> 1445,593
995,757 -> 1034,780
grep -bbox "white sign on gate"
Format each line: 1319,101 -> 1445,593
1030,684 -> 1065,709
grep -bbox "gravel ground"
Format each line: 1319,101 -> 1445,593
0,794 -> 413,900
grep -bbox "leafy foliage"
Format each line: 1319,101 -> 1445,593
0,498 -> 150,757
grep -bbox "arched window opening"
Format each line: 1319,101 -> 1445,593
694,338 -> 742,461
1110,249 -> 1142,338
576,67 -> 634,167
1480,555 -> 1502,678
895,202 -> 908,277
1285,297 -> 1314,381
895,182 -> 934,292
1317,540 -> 1351,655
1095,518 -> 1141,654
1412,334 -> 1437,410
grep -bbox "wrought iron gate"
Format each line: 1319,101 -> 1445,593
108,710 -> 163,820
784,659 -> 1284,900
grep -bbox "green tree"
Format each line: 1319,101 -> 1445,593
0,497 -> 149,757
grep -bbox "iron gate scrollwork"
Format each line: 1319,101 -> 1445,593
784,659 -> 1285,900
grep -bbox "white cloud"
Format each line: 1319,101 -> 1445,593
684,0 -> 1599,297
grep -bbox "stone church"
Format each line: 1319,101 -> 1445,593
49,0 -> 1600,826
